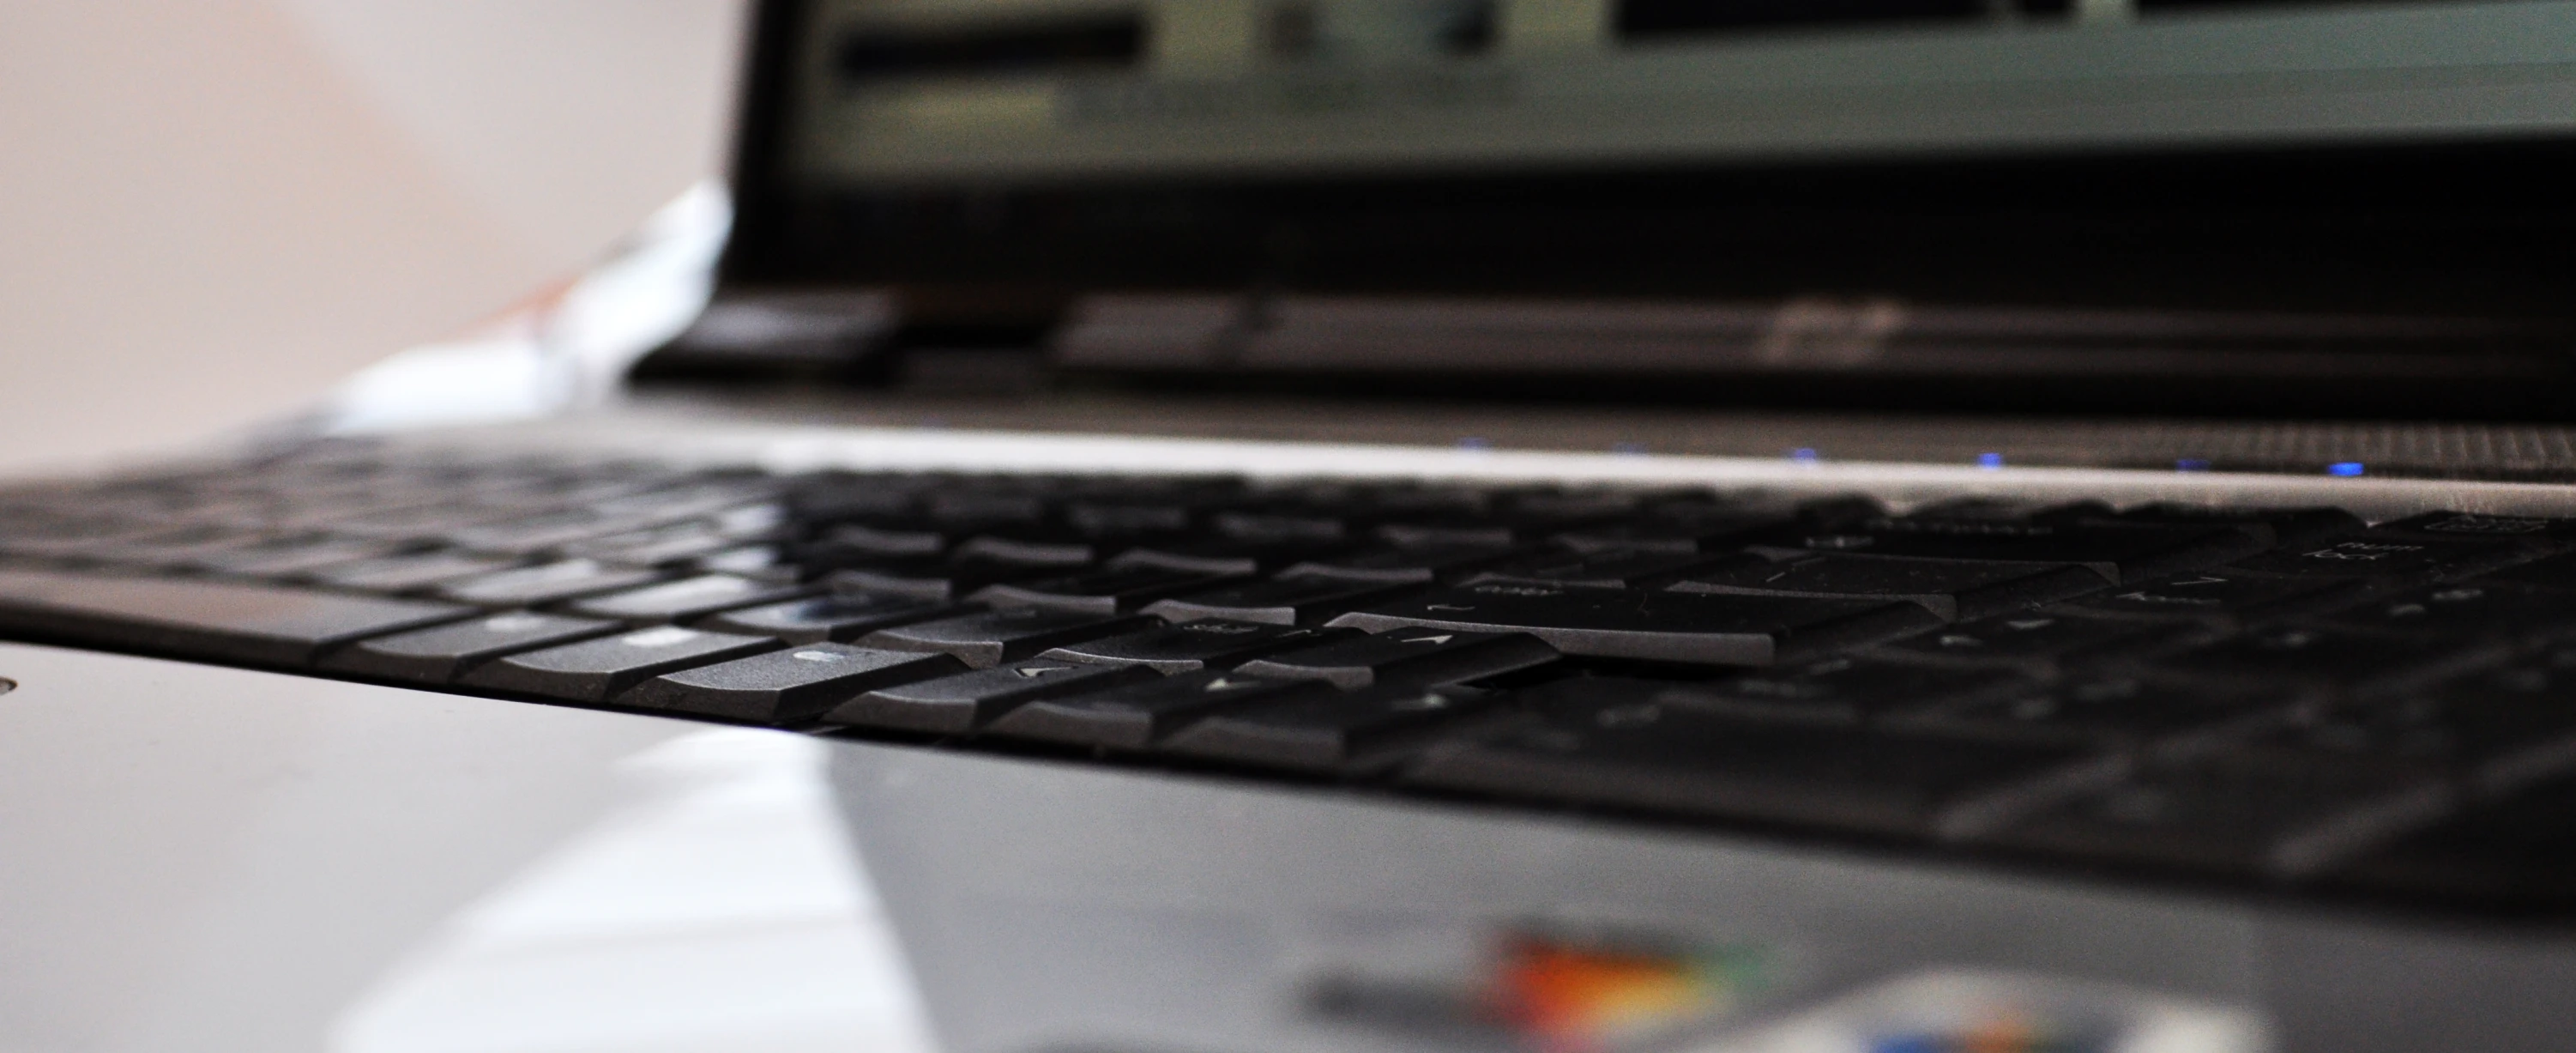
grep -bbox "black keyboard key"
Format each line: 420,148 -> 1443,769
2476,551 -> 2576,593
1329,584 -> 1940,665
2090,504 -> 2361,548
1670,555 -> 2104,620
2331,776 -> 2576,908
801,512 -> 989,555
785,475 -> 928,524
985,670 -> 1332,748
1663,658 -> 2035,726
1213,489 -> 1485,542
321,610 -> 619,683
820,658 -> 1155,733
1110,536 -> 1350,576
1498,489 -> 1656,518
951,530 -> 1108,569
303,550 -> 524,592
1279,543 -> 1526,584
823,558 -> 1044,601
1906,498 -> 2114,523
592,483 -> 782,523
2229,533 -> 2536,581
922,490 -> 1048,526
1062,499 -> 1198,537
564,574 -> 817,624
321,502 -> 527,542
1372,507 -> 1623,548
695,544 -> 798,580
1549,504 -> 1803,556
1234,629 -> 1559,689
858,608 -> 1155,668
1303,483 -> 1491,514
1063,476 -> 1242,505
1873,612 -> 2200,669
706,501 -> 790,537
808,523 -> 953,559
1141,577 -> 1417,626
1987,750 -> 2453,878
1406,680 -> 2108,838
1888,676 -> 2301,753
434,560 -> 667,607
0,568 -> 473,667
187,535 -> 404,578
2157,626 -> 2512,693
697,592 -> 962,644
1037,620 -> 1353,674
2316,583 -> 2576,639
76,524 -> 273,567
2374,511 -> 2576,542
459,625 -> 776,702
1663,489 -> 1871,517
1762,521 -> 2259,584
558,521 -> 715,560
445,511 -> 657,555
1163,683 -> 1498,770
624,643 -> 970,724
0,518 -> 167,560
568,524 -> 760,569
1461,550 -> 1761,590
973,565 -> 1242,614
2060,571 -> 2367,624
2271,673 -> 2576,794
1210,510 -> 1352,542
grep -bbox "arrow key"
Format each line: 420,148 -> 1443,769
857,608 -> 1155,668
985,670 -> 1334,748
1162,683 -> 1499,770
1037,620 -> 1357,674
623,643 -> 969,725
2061,571 -> 2368,625
1874,612 -> 2205,670
1234,628 -> 1560,689
817,658 -> 1155,733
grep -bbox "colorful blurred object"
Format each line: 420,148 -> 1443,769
1867,1011 -> 2109,1053
1701,969 -> 2266,1053
1487,932 -> 1771,1052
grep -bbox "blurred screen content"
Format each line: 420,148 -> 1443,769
787,0 -> 2576,182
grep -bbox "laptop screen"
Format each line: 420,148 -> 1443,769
777,0 -> 2576,185
703,0 -> 2576,404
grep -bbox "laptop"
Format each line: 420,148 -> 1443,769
7,1 -> 2576,1049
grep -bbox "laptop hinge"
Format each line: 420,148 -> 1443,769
1053,290 -> 2567,381
642,291 -> 899,376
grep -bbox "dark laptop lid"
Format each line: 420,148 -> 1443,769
678,0 -> 2576,415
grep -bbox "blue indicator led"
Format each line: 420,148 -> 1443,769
2328,462 -> 2366,477
1612,442 -> 1649,456
1977,452 -> 2006,469
1458,437 -> 1492,451
1789,448 -> 1820,463
2175,458 -> 2212,473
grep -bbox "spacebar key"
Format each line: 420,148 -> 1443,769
0,569 -> 473,667
1325,584 -> 1940,665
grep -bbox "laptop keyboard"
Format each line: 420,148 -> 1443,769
6,450 -> 2576,912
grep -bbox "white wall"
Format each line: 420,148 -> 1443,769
0,0 -> 748,474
